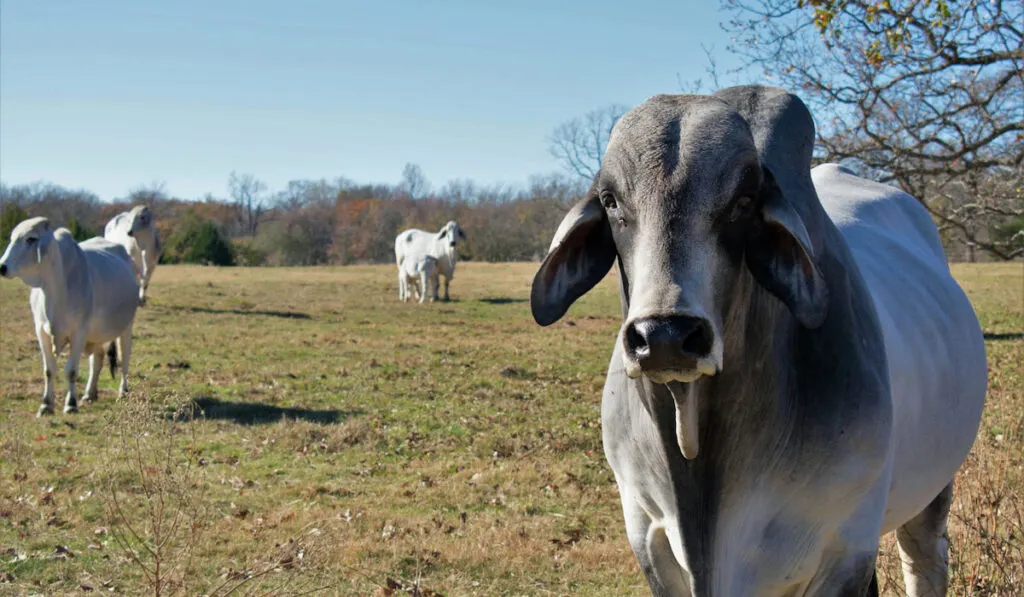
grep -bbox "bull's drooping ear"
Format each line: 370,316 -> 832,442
745,168 -> 829,328
457,227 -> 466,241
36,232 -> 52,264
531,196 -> 616,326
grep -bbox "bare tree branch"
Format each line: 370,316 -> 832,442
723,0 -> 1024,260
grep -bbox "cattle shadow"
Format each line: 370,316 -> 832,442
984,332 -> 1024,341
174,396 -> 357,425
478,297 -> 528,305
165,305 -> 312,319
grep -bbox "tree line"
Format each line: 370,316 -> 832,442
0,169 -> 585,267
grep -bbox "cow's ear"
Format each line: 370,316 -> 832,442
745,168 -> 829,328
457,227 -> 466,241
531,195 -> 615,326
37,232 -> 52,264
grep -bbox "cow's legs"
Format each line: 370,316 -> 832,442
418,271 -> 428,304
897,482 -> 953,597
64,333 -> 86,413
441,276 -> 450,301
621,495 -> 689,597
36,328 -> 57,417
117,330 -> 133,398
82,346 -> 104,403
429,274 -> 439,303
139,251 -> 153,306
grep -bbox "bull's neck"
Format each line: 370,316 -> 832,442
37,241 -> 71,328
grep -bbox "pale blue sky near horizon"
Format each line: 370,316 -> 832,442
1,0 -> 748,201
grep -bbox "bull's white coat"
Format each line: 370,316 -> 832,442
0,218 -> 139,416
812,163 -> 987,534
104,205 -> 162,305
394,221 -> 464,302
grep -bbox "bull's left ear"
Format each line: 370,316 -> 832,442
531,196 -> 615,326
457,228 -> 466,241
36,233 -> 52,264
745,169 -> 829,328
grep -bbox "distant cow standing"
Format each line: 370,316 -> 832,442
0,218 -> 139,416
398,254 -> 440,304
394,221 -> 465,302
105,205 -> 162,306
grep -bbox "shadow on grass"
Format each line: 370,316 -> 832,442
984,332 -> 1024,341
478,297 -> 528,305
166,305 -> 312,319
175,396 -> 359,425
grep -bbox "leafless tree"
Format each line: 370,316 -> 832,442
549,104 -> 629,180
724,0 -> 1024,259
125,181 -> 170,206
399,163 -> 431,199
228,171 -> 268,237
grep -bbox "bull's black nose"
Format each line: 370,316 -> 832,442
449,242 -> 456,247
126,230 -> 134,237
625,315 -> 713,372
0,264 -> 7,277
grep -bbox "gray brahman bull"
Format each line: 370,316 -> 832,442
530,86 -> 986,596
1,218 -> 139,416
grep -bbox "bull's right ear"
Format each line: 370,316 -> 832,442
531,196 -> 615,326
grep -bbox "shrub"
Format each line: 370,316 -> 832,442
163,211 -> 234,266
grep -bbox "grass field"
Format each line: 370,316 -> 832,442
0,262 -> 1021,596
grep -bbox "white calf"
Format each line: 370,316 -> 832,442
394,220 -> 465,301
398,254 -> 440,304
0,218 -> 139,416
105,205 -> 162,306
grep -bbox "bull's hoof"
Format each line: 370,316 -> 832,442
37,404 -> 55,417
64,403 -> 78,414
138,296 -> 147,307
82,394 -> 98,404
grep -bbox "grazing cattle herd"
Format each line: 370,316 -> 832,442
0,86 -> 988,596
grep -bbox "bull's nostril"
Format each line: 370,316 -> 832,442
681,320 -> 713,357
625,322 -> 650,358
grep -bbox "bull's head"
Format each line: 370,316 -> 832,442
0,217 -> 57,286
532,91 -> 828,387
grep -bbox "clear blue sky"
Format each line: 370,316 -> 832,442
1,0 -> 745,201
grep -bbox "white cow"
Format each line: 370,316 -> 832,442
398,254 -> 440,304
394,220 -> 465,302
0,218 -> 139,416
104,205 -> 162,306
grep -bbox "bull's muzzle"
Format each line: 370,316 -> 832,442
623,314 -> 717,383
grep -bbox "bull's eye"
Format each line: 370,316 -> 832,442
729,196 -> 754,222
25,237 -> 37,245
601,193 -> 618,211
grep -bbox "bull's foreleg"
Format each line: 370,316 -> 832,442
63,333 -> 86,413
897,482 -> 953,597
82,346 -> 104,403
35,328 -> 58,417
138,251 -> 152,306
418,271 -> 428,304
439,275 -> 448,302
621,494 -> 690,597
117,330 -> 133,399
